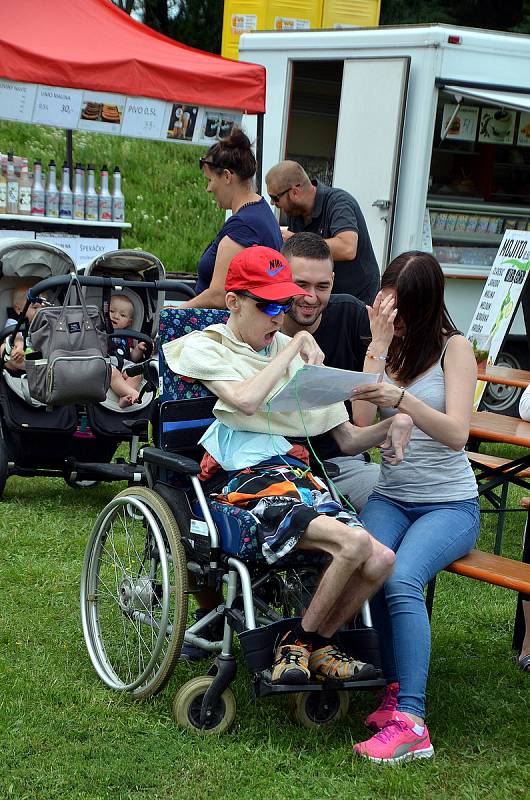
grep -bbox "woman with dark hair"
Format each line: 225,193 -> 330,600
350,250 -> 480,763
182,128 -> 282,309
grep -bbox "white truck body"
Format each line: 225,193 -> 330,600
240,24 -> 530,347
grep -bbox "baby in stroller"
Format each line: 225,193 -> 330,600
1,283 -> 47,373
108,293 -> 148,407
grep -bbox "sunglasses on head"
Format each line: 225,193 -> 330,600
199,156 -> 216,170
269,183 -> 301,203
238,291 -> 293,317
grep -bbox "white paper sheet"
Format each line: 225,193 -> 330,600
267,365 -> 377,412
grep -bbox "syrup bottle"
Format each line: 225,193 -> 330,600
98,165 -> 112,221
18,164 -> 32,215
111,166 -> 125,222
6,152 -> 19,214
59,161 -> 73,219
45,160 -> 59,218
0,162 -> 7,214
31,159 -> 45,216
73,162 -> 85,220
85,164 -> 98,221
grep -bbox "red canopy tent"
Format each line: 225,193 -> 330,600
0,0 -> 265,114
0,0 -> 266,183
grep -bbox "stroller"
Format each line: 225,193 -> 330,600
0,240 -> 170,497
81,307 -> 386,733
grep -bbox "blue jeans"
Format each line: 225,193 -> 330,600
360,493 -> 480,719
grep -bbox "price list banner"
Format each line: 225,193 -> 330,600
33,86 -> 83,128
0,78 -> 242,146
0,79 -> 36,123
121,97 -> 166,140
466,229 -> 530,409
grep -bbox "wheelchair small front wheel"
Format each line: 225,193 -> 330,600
289,689 -> 349,728
172,676 -> 236,734
81,487 -> 188,699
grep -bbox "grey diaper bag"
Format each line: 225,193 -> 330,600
25,276 -> 111,407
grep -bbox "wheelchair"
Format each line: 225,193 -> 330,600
80,308 -> 386,733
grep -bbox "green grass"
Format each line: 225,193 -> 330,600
1,444 -> 529,800
0,121 -> 224,274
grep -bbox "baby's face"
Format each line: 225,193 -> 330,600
14,293 -> 47,323
110,297 -> 134,330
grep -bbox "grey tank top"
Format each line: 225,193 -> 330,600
375,340 -> 478,502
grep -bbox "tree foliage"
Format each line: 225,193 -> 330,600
111,0 -> 530,48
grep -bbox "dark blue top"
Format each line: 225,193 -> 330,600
195,197 -> 283,294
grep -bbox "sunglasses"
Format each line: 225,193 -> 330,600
199,156 -> 216,170
238,291 -> 293,317
269,183 -> 300,203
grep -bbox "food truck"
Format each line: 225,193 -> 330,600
240,24 -> 530,412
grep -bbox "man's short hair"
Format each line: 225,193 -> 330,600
282,232 -> 333,264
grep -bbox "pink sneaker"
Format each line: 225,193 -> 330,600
353,711 -> 434,764
365,682 -> 399,731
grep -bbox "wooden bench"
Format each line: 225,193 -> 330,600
466,450 -> 530,554
426,548 -> 530,617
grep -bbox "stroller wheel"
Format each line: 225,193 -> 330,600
0,437 -> 7,499
172,676 -> 236,734
81,487 -> 188,699
289,690 -> 349,729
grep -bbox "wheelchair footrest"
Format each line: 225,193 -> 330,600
251,673 -> 386,698
239,618 -> 383,675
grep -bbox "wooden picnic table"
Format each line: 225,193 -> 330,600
470,410 -> 530,447
476,365 -> 530,389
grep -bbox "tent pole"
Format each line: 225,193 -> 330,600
66,129 -> 74,189
255,112 -> 264,195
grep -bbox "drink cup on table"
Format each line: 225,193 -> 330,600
470,333 -> 492,371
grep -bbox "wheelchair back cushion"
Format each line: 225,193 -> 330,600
158,307 -> 229,402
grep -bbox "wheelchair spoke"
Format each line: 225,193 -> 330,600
81,489 -> 188,698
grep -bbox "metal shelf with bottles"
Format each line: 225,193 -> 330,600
427,198 -> 530,277
428,92 -> 530,277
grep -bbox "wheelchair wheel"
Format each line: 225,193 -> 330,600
81,487 -> 188,699
172,676 -> 236,734
289,690 -> 349,729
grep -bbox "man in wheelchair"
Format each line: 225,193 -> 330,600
163,246 -> 411,685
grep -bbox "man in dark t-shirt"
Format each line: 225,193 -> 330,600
266,160 -> 380,304
281,232 -> 379,511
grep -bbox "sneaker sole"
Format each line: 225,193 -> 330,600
271,669 -> 310,686
355,745 -> 434,764
313,666 -> 381,684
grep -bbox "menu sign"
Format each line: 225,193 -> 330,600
441,104 -> 479,141
121,96 -> 166,140
517,111 -> 530,147
0,78 -> 242,148
467,230 -> 530,410
0,79 -> 36,123
33,86 -> 83,128
478,107 -> 516,144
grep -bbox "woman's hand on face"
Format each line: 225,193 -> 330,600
366,291 -> 397,350
353,381 -> 404,408
380,413 -> 413,465
293,331 -> 325,365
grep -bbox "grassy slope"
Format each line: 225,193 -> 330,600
0,123 -> 528,799
0,121 -> 224,274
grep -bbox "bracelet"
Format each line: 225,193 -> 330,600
365,352 -> 388,362
394,387 -> 405,408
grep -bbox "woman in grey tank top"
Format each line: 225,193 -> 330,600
350,251 -> 480,764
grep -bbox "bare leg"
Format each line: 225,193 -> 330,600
296,516 -> 394,637
110,367 -> 139,407
317,538 -> 395,637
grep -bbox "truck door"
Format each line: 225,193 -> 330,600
333,57 -> 410,271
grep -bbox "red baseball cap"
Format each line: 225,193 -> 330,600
225,246 -> 310,301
